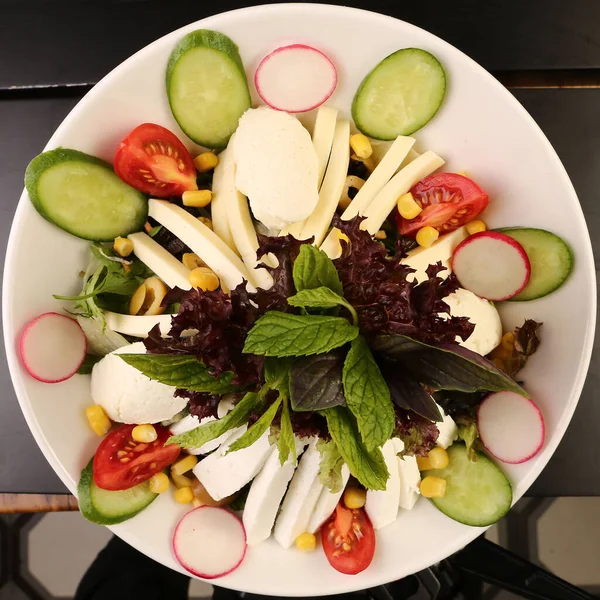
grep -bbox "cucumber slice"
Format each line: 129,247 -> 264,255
496,227 -> 573,301
425,443 -> 512,527
352,48 -> 446,140
78,460 -> 157,525
25,148 -> 147,241
166,30 -> 251,149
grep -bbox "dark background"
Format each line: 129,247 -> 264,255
1,0 -> 599,495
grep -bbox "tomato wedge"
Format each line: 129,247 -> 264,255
93,424 -> 180,491
114,123 -> 198,198
321,503 -> 376,575
396,173 -> 489,237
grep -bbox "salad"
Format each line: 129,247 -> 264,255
20,30 -> 574,579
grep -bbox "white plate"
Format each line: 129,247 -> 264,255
2,3 -> 596,596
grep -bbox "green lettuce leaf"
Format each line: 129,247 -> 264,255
316,439 -> 345,493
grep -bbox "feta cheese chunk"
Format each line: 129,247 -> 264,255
435,404 -> 459,449
234,107 -> 319,230
243,439 -> 307,546
307,463 -> 350,534
274,440 -> 324,548
365,439 -> 401,529
91,342 -> 185,424
193,428 -> 271,501
394,439 -> 421,511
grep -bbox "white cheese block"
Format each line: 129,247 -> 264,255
234,107 -> 319,230
312,106 -> 338,189
192,427 -> 271,501
243,439 -> 308,546
397,454 -> 422,511
103,312 -> 173,338
362,150 -> 445,234
307,464 -> 351,534
210,149 -> 237,252
127,232 -> 191,290
435,404 -> 459,449
300,120 -> 350,245
148,199 -> 253,291
365,439 -> 401,530
274,440 -> 324,548
91,342 -> 186,424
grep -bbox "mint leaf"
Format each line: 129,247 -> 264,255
278,396 -> 297,466
293,244 -> 343,295
77,354 -> 102,375
323,407 -> 388,490
317,439 -> 345,493
168,392 -> 264,449
243,312 -> 359,357
228,396 -> 283,453
290,351 -> 346,411
343,336 -> 395,451
118,354 -> 240,394
264,357 -> 292,395
288,287 -> 358,325
372,334 -> 528,397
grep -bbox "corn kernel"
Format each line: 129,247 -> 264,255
456,171 -> 469,177
295,532 -> 317,552
416,226 -> 439,248
194,152 -> 219,173
113,236 -> 133,257
502,332 -> 515,351
131,424 -> 157,443
349,133 -> 373,160
420,476 -> 447,498
197,216 -> 213,230
428,447 -> 449,469
466,220 -> 487,235
375,229 -> 387,240
343,487 -> 367,509
171,471 -> 194,489
182,253 -> 205,270
174,486 -> 194,504
416,455 -> 432,471
149,472 -> 170,494
85,405 -> 111,436
182,189 -> 212,208
397,192 -> 423,220
172,455 -> 198,476
492,358 -> 506,371
189,267 -> 220,291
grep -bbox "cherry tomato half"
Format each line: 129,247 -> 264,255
321,503 -> 376,575
93,424 -> 180,491
114,123 -> 198,197
396,173 -> 489,237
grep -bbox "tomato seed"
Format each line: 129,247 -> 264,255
343,543 -> 351,552
120,457 -> 130,463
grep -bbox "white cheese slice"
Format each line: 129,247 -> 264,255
148,199 -> 253,291
128,232 -> 191,290
362,150 -> 445,235
192,428 -> 271,501
401,226 -> 468,283
169,411 -> 242,456
273,440 -> 324,548
365,439 -> 401,530
397,454 -> 421,511
435,403 -> 459,449
243,439 -> 308,546
312,106 -> 338,189
300,120 -> 350,246
103,311 -> 173,338
307,463 -> 351,534
210,149 -> 237,252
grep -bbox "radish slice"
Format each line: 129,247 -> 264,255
255,44 -> 337,113
451,231 -> 531,301
477,391 -> 545,464
173,506 -> 247,579
20,312 -> 86,383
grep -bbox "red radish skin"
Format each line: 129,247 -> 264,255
451,231 -> 531,301
19,312 -> 87,383
477,391 -> 545,464
255,44 -> 337,113
173,506 -> 247,579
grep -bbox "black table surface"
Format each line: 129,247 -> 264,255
1,0 -> 599,495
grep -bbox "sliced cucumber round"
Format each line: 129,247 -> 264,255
166,30 -> 252,149
25,148 -> 147,241
78,460 -> 157,525
352,48 -> 446,140
424,443 -> 512,527
496,227 -> 573,301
